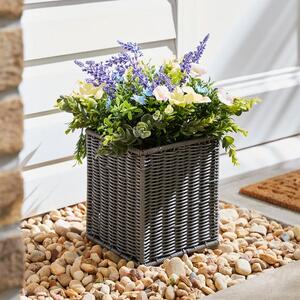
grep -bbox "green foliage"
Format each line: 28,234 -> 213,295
56,65 -> 260,165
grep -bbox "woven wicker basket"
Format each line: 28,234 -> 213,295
86,129 -> 219,265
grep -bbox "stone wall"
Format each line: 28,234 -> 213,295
0,0 -> 24,299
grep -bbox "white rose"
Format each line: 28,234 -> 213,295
217,89 -> 234,106
184,93 -> 211,104
76,81 -> 104,99
181,86 -> 195,94
153,85 -> 170,101
190,63 -> 207,78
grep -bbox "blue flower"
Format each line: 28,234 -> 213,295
106,98 -> 112,109
195,85 -> 208,95
132,95 -> 146,105
143,88 -> 153,97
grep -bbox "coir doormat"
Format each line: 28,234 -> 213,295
239,170 -> 300,212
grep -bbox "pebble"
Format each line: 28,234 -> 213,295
29,250 -> 45,262
102,295 -> 113,300
82,293 -> 96,300
82,275 -> 94,286
137,291 -> 148,300
235,259 -> 251,275
293,226 -> 300,241
73,270 -> 84,281
165,257 -> 186,277
21,202 -> 300,300
222,232 -> 237,241
66,231 -> 82,241
293,249 -> 300,260
50,262 -> 65,275
165,285 -> 175,300
105,251 -> 121,263
70,280 -> 85,294
50,210 -> 61,221
280,232 -> 290,242
37,265 -> 51,278
251,262 -> 262,273
70,222 -> 85,234
57,273 -> 72,287
235,218 -> 248,227
25,282 -> 39,296
236,228 -> 249,238
27,274 -> 40,284
220,209 -> 239,224
249,225 -> 267,236
63,251 -> 78,264
201,286 -> 215,295
34,233 -> 48,243
259,253 -> 277,265
219,244 -> 233,253
214,273 -> 227,290
54,219 -> 70,236
81,263 -> 97,274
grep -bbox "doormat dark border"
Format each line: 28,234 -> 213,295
239,170 -> 300,212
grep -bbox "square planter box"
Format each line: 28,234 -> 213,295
86,129 -> 219,265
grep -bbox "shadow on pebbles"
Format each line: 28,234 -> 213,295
20,202 -> 300,300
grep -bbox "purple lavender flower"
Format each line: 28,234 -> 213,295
75,41 -> 150,98
117,40 -> 142,57
180,34 -> 210,76
132,64 -> 149,89
153,67 -> 175,91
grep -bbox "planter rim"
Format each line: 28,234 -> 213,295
86,128 -> 218,156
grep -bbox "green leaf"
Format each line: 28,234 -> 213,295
222,136 -> 234,149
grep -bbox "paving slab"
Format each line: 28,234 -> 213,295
220,158 -> 300,225
207,261 -> 300,300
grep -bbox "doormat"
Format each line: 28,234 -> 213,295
239,170 -> 300,212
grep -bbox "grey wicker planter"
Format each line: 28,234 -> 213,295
86,129 -> 219,265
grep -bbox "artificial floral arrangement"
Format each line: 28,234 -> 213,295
56,35 -> 259,164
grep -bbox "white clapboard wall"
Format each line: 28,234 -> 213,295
22,0 -> 300,217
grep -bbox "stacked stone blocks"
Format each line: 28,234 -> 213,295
0,0 -> 24,298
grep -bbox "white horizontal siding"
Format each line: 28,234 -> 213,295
22,134 -> 300,218
21,43 -> 176,115
22,0 -> 176,60
21,113 -> 77,168
195,0 -> 298,81
23,160 -> 86,218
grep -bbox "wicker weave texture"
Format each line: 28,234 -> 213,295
86,130 -> 219,265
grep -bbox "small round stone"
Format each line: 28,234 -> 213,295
50,262 -> 65,275
235,259 -> 251,276
73,270 -> 84,281
219,243 -> 234,254
165,257 -> 186,277
29,250 -> 45,262
220,209 -> 239,224
293,226 -> 300,241
249,225 -> 267,236
293,249 -> 300,260
57,273 -> 72,287
259,253 -> 277,265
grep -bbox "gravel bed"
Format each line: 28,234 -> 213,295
20,202 -> 300,300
